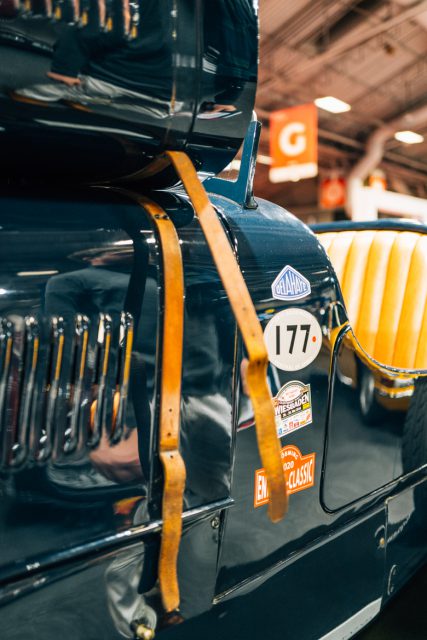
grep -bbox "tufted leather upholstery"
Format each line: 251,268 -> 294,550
317,229 -> 427,371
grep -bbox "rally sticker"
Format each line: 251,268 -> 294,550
263,308 -> 322,371
274,381 -> 312,438
271,265 -> 311,301
254,445 -> 316,507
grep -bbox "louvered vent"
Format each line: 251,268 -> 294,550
0,311 -> 134,470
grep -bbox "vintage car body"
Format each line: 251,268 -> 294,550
1,1 -> 427,639
1,187 -> 427,640
0,0 -> 257,185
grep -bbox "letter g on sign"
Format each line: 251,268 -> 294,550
279,122 -> 307,157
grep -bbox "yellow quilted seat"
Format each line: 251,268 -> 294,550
318,229 -> 427,371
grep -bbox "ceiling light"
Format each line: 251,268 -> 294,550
314,96 -> 351,114
394,130 -> 424,144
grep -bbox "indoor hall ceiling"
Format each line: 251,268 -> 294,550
255,0 -> 427,209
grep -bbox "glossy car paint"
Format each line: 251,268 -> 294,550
0,187 -> 235,574
1,190 -> 427,639
0,0 -> 257,184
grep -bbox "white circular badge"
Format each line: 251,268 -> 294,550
264,308 -> 322,371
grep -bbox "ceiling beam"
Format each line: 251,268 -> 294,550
262,0 -> 427,85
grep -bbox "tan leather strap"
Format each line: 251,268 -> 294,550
166,151 -> 288,523
138,195 -> 186,613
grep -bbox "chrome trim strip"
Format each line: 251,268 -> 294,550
0,497 -> 234,588
89,313 -> 113,447
111,311 -> 134,444
37,316 -> 65,462
11,317 -> 39,468
65,314 -> 90,454
319,598 -> 382,640
0,318 -> 18,468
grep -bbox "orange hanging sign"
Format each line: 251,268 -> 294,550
269,104 -> 318,183
319,176 -> 346,209
254,445 -> 315,507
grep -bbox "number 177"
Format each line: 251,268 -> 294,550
276,324 -> 311,355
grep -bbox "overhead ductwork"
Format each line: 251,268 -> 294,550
346,102 -> 427,220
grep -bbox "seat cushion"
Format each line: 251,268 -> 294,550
318,229 -> 427,370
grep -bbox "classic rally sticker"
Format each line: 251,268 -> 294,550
263,308 -> 322,371
254,445 -> 316,507
274,381 -> 312,438
271,265 -> 311,301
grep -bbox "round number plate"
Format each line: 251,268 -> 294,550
264,308 -> 322,371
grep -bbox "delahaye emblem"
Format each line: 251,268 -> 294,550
271,265 -> 311,301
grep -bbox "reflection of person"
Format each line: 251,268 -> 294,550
198,0 -> 257,118
44,248 -> 144,487
43,0 -> 130,85
90,430 -> 142,483
46,252 -> 158,638
45,251 -> 129,320
175,279 -> 234,507
44,239 -> 235,631
14,0 -> 173,117
106,544 -> 157,639
99,275 -> 235,629
85,277 -> 235,505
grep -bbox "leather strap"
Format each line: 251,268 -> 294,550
166,151 -> 288,523
131,194 -> 186,613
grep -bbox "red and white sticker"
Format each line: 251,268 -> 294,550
274,380 -> 312,438
254,445 -> 316,507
